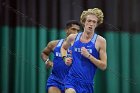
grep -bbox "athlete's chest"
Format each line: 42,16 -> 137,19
73,41 -> 94,54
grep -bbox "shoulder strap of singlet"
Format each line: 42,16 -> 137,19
91,33 -> 98,44
56,39 -> 64,47
75,32 -> 82,42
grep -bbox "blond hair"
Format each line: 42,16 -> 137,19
80,8 -> 104,26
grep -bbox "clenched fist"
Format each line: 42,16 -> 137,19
64,57 -> 72,66
81,47 -> 90,58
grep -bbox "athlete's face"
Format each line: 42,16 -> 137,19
66,24 -> 80,37
84,14 -> 98,33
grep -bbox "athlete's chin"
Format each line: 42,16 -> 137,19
85,28 -> 93,33
87,30 -> 93,33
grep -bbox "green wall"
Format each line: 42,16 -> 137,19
0,26 -> 140,93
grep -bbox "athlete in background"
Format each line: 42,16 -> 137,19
41,20 -> 81,93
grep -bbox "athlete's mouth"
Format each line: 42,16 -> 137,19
88,27 -> 92,30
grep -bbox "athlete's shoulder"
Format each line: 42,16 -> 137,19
48,40 -> 59,45
96,35 -> 106,48
97,35 -> 106,43
47,40 -> 59,50
67,33 -> 78,41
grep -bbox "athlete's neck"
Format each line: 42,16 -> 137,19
82,31 -> 94,40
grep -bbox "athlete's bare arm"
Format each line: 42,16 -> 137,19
81,35 -> 107,70
61,34 -> 77,61
41,40 -> 58,68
